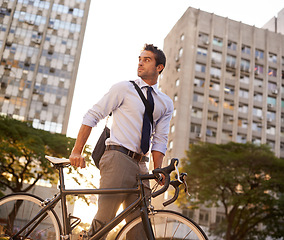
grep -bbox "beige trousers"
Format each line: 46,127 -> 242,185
88,150 -> 150,239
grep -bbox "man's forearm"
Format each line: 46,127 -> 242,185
151,150 -> 164,169
72,124 -> 92,154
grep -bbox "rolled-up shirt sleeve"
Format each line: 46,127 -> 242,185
151,102 -> 173,155
82,82 -> 125,127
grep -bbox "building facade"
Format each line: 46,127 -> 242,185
160,6 -> 284,230
0,0 -> 91,134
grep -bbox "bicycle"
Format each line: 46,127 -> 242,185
0,156 -> 208,240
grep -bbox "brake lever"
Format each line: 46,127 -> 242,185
180,173 -> 190,198
174,161 -> 183,183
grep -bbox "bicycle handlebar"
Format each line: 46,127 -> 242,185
151,158 -> 179,198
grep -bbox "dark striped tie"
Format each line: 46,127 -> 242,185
140,86 -> 154,154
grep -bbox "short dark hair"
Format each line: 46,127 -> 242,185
143,44 -> 166,74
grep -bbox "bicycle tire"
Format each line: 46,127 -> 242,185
0,193 -> 61,240
115,209 -> 208,240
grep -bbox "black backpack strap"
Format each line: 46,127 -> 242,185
130,81 -> 153,125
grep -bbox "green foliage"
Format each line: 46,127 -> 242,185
178,142 -> 284,240
0,116 -> 95,196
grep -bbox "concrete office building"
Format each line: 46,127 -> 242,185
160,7 -> 284,230
0,0 -> 91,134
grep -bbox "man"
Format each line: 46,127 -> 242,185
69,44 -> 173,239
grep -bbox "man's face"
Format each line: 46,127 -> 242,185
137,50 -> 162,82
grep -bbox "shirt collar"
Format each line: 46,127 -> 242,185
137,78 -> 159,94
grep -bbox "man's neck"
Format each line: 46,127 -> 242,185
141,78 -> 158,86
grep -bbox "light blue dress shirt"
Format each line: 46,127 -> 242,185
82,78 -> 174,155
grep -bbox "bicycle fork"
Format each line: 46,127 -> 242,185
140,205 -> 155,240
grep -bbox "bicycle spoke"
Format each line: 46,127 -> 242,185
164,216 -> 168,238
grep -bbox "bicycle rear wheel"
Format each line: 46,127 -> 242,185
0,193 -> 61,240
115,209 -> 208,240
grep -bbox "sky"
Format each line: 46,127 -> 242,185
67,0 -> 283,223
67,0 -> 284,146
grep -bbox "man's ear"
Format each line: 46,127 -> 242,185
157,64 -> 164,73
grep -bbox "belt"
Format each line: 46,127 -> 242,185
105,145 -> 149,163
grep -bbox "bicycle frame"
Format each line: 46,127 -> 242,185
12,164 -> 155,240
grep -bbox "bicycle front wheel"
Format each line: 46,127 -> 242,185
0,193 -> 61,240
116,209 -> 208,240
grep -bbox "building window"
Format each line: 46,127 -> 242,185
190,124 -> 201,134
268,82 -> 277,92
228,41 -> 237,51
236,134 -> 247,143
169,140 -> 173,150
221,131 -> 233,141
267,111 -> 276,121
253,78 -> 263,87
195,63 -> 206,73
198,32 -> 209,45
173,108 -> 177,117
180,33 -> 185,41
197,47 -> 207,56
170,125 -> 175,133
212,51 -> 222,63
208,96 -> 219,107
224,114 -> 234,124
176,64 -> 181,72
175,79 -> 180,87
199,211 -> 210,225
254,65 -> 263,75
239,104 -> 248,114
194,78 -> 205,87
254,93 -> 263,102
182,209 -> 194,219
224,85 -> 234,95
226,55 -> 236,68
267,140 -> 275,149
241,44 -> 251,55
266,126 -> 276,135
268,53 -> 277,63
267,96 -> 276,107
192,108 -> 203,118
239,89 -> 248,98
174,94 -> 178,102
193,93 -> 204,103
223,100 -> 234,110
238,119 -> 248,128
240,59 -> 250,72
252,122 -> 262,132
210,67 -> 221,79
178,48 -> 183,58
213,36 -> 223,47
255,49 -> 264,60
268,68 -> 277,77
252,138 -> 261,145
240,75 -> 250,84
210,81 -> 220,91
208,111 -> 218,122
253,107 -> 263,117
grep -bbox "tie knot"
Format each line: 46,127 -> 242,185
146,86 -> 153,92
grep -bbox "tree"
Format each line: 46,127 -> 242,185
0,116 -> 95,196
177,142 -> 284,240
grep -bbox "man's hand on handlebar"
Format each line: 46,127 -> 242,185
69,152 -> 86,168
156,173 -> 166,186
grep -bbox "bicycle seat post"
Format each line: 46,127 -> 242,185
57,164 -> 69,237
57,165 -> 66,191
